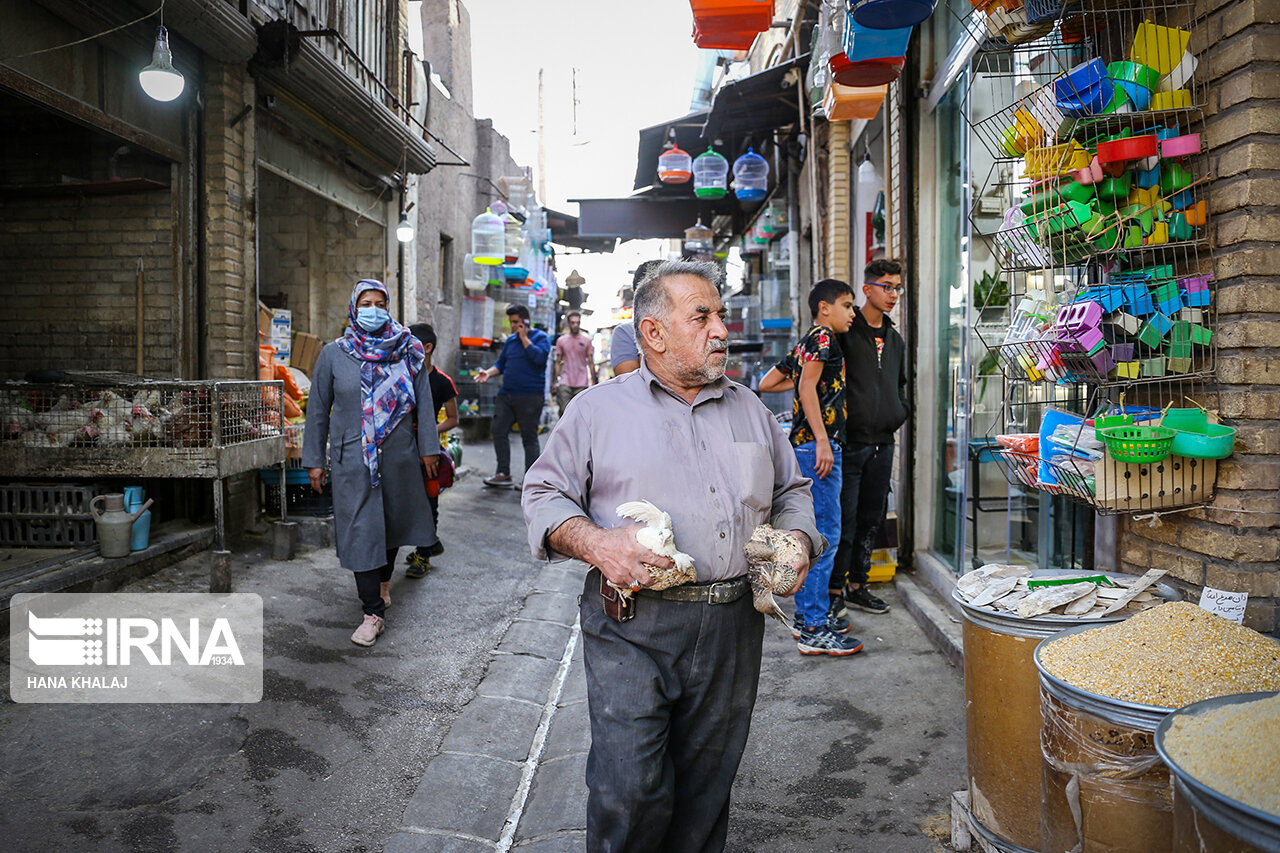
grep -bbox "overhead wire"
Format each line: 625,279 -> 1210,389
0,0 -> 163,64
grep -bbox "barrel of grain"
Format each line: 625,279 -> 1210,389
1156,692 -> 1280,853
955,573 -> 1177,851
1034,605 -> 1280,853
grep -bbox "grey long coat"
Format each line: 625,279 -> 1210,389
301,342 -> 436,572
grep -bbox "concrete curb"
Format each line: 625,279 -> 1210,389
895,572 -> 964,670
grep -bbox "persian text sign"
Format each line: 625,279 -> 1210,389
10,593 -> 263,703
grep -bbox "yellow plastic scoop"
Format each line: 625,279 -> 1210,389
1131,21 -> 1190,76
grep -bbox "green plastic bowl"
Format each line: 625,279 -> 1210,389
1107,61 -> 1160,92
1169,423 -> 1236,459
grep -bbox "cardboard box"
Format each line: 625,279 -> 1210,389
291,332 -> 322,375
269,309 -> 291,365
258,301 -> 274,336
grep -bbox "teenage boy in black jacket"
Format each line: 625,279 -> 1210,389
829,259 -> 910,618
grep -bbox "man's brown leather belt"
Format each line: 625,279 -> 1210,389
634,577 -> 750,605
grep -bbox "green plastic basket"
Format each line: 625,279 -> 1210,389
1100,425 -> 1175,463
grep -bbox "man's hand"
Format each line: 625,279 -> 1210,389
307,467 -> 326,494
778,529 -> 813,597
476,367 -> 494,384
815,437 -> 834,479
422,454 -> 439,479
549,518 -> 674,591
512,318 -> 531,346
592,526 -> 675,590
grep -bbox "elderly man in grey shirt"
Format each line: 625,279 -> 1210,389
522,260 -> 821,853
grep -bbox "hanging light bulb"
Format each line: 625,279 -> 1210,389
396,214 -> 414,243
139,26 -> 185,102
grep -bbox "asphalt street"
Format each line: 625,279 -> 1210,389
0,438 -> 965,853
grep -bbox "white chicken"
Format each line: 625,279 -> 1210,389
613,500 -> 697,598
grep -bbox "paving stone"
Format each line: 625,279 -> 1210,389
558,656 -> 587,704
541,698 -> 590,762
498,619 -> 572,660
402,753 -> 522,840
476,654 -> 559,705
383,831 -> 495,853
519,591 -> 578,625
511,832 -> 586,852
441,695 -> 543,763
515,753 -> 589,841
534,564 -> 587,596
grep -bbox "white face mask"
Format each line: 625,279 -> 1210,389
356,306 -> 390,332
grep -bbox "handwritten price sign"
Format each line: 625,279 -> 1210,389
1198,587 -> 1248,624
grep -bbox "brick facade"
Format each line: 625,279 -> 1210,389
202,61 -> 257,382
825,120 -> 852,280
1118,0 -> 1280,632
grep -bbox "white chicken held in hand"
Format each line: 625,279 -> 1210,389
614,500 -> 697,597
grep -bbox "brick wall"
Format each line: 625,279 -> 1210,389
1119,0 -> 1280,632
0,191 -> 178,379
202,61 -> 256,382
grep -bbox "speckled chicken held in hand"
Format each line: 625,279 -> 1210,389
744,525 -> 804,625
613,501 -> 697,597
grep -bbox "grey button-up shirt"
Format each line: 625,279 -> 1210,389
521,363 -> 823,581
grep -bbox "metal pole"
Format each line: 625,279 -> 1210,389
211,476 -> 232,592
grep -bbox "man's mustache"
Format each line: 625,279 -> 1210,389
707,340 -> 727,353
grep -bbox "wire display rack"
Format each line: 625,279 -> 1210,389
960,0 -> 1222,516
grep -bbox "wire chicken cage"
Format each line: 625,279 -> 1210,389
957,0 -> 1223,517
0,379 -> 286,478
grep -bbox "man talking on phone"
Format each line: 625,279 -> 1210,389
476,304 -> 550,489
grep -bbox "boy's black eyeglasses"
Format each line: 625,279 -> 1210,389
871,283 -> 903,295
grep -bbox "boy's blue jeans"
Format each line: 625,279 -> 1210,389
792,441 -> 842,629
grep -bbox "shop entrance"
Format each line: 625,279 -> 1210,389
256,169 -> 387,343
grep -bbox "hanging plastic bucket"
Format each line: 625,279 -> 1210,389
830,51 -> 905,86
842,15 -> 914,62
848,0 -> 937,30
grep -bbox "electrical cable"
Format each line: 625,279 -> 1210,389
0,0 -> 163,64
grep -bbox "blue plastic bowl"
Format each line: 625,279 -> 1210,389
1115,79 -> 1152,111
1057,79 -> 1112,117
1054,58 -> 1108,101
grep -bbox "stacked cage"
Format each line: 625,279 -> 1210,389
957,0 -> 1226,517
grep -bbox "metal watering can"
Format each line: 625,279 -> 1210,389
91,493 -> 154,558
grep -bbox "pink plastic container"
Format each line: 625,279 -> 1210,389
1072,156 -> 1104,185
1160,133 -> 1200,158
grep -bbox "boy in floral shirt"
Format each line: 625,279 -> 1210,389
787,279 -> 859,656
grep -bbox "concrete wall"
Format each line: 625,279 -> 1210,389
411,0 -> 525,376
1115,0 -> 1280,632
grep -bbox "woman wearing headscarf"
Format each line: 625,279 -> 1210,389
302,280 -> 437,646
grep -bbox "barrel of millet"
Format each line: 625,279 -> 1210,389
1156,692 -> 1280,853
1034,604 -> 1280,853
954,574 -> 1177,851
1035,633 -> 1175,853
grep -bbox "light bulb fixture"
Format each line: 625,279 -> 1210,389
396,214 -> 414,243
139,26 -> 185,102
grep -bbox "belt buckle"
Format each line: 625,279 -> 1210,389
707,581 -> 732,605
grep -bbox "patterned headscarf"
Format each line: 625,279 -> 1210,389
335,280 -> 424,486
